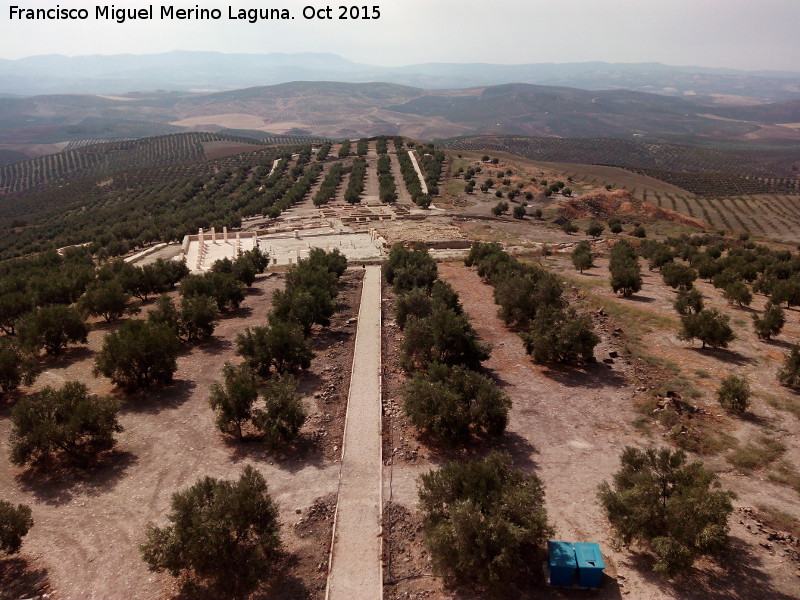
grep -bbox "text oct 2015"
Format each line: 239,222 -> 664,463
7,4 -> 382,24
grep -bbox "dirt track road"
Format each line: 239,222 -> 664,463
326,266 -> 383,600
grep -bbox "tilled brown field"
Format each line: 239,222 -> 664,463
0,270 -> 364,600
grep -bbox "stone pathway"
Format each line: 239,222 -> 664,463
326,265 -> 383,600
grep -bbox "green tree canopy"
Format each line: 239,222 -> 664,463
140,466 -> 281,596
403,363 -> 510,442
522,305 -> 599,364
18,304 -> 89,356
777,344 -> 800,389
94,320 -> 180,391
209,362 -> 259,440
609,241 -> 642,297
0,501 -> 33,555
80,280 -> 135,322
678,308 -> 735,349
717,374 -> 751,414
0,339 -> 39,395
598,447 -> 735,576
419,452 -> 552,585
255,377 -> 307,446
752,301 -> 785,340
402,308 -> 490,372
235,322 -> 313,377
10,381 -> 122,467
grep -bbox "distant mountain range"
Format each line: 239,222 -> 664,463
1,81 -> 799,153
1,51 -> 800,103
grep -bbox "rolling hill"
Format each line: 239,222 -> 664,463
2,81 -> 800,155
2,51 -> 799,102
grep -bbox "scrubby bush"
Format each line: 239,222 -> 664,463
513,205 -> 526,219
403,364 -> 510,441
10,381 -> 122,467
777,344 -> 800,389
717,374 -> 751,414
0,501 -> 33,555
598,447 -> 735,576
140,466 -> 281,596
419,452 -> 552,585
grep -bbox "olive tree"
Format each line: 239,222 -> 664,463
609,241 -> 642,297
10,381 -> 122,467
235,321 -> 313,377
777,344 -> 800,389
598,447 -> 735,576
18,305 -> 89,356
403,364 -> 510,442
140,466 -> 281,596
255,377 -> 307,446
94,320 -> 180,391
419,452 -> 552,585
678,308 -> 735,349
208,363 -> 259,440
0,339 -> 39,395
752,302 -> 785,341
717,374 -> 751,414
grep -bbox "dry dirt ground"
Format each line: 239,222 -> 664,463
381,260 -> 800,600
0,270 -> 364,600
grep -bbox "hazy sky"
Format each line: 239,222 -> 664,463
1,0 -> 798,71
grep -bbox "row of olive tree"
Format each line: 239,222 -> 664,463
466,242 -> 599,363
207,248 -> 348,443
377,154 -> 397,203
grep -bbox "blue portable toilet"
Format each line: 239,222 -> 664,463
547,541 -> 576,587
574,542 -> 605,588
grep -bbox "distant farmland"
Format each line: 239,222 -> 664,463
439,135 -> 798,196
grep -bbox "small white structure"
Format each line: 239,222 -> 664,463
182,228 -> 259,272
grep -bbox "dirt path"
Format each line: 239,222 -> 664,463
326,266 -> 383,600
408,151 -> 428,195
